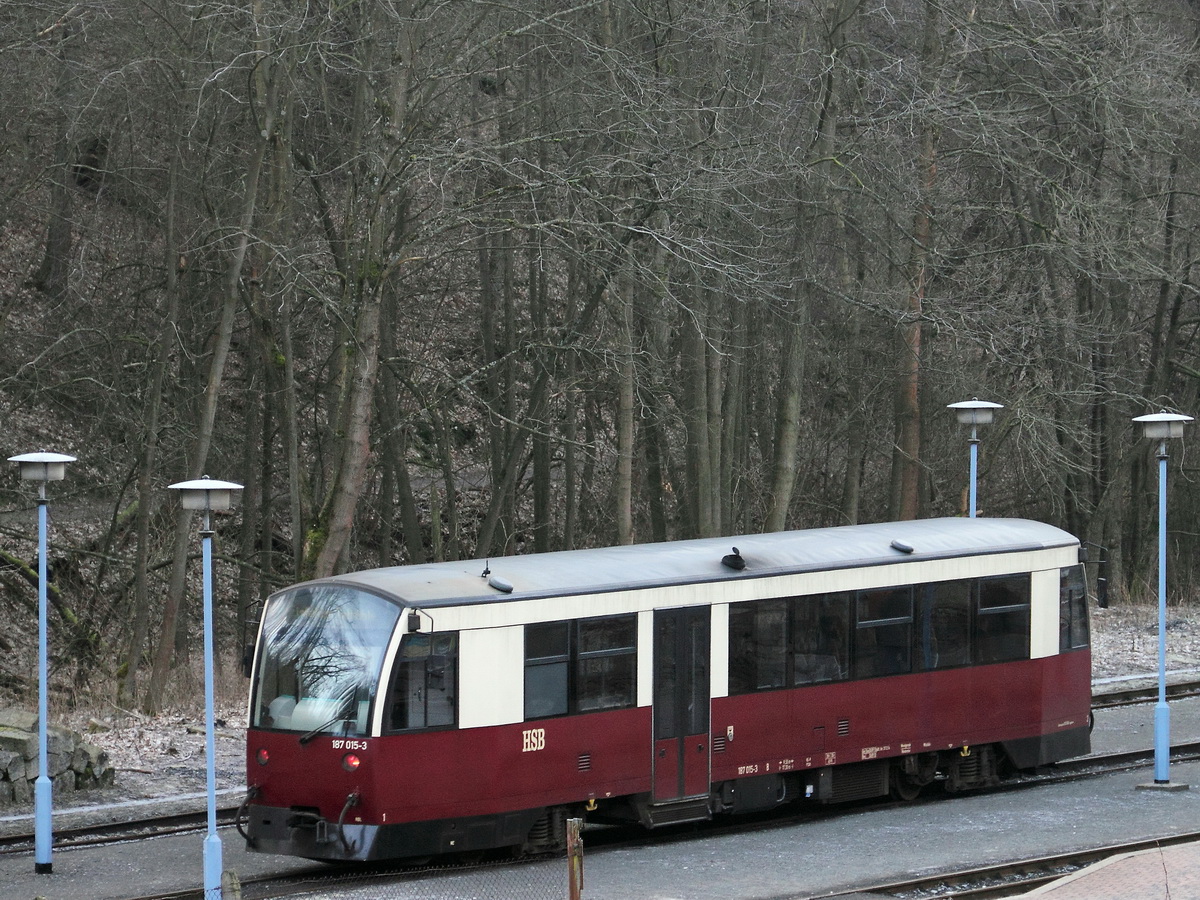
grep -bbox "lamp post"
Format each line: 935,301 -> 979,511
1132,411 -> 1193,790
947,399 -> 1003,517
168,476 -> 243,898
8,451 -> 75,874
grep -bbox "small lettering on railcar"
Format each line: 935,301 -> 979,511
522,728 -> 546,752
331,739 -> 368,750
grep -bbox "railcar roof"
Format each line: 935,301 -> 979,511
293,517 -> 1077,609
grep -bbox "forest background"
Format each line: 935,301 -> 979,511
0,0 -> 1197,715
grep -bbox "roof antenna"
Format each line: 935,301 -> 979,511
481,561 -> 491,578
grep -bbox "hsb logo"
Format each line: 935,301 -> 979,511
522,728 -> 546,752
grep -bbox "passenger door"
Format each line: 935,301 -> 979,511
652,606 -> 711,801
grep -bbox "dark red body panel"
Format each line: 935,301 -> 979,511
247,648 -> 1090,834
709,649 -> 1091,781
248,705 -> 652,827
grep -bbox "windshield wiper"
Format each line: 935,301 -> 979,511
298,703 -> 355,745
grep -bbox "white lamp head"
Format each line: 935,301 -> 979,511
9,451 -> 76,482
1133,411 -> 1194,441
168,476 -> 244,511
947,398 -> 1004,426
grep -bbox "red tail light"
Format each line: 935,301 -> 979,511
256,748 -> 269,766
342,753 -> 362,772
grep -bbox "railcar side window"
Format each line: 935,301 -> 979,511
728,599 -> 787,692
854,587 -> 914,678
386,632 -> 459,731
918,580 -> 972,669
976,575 -> 1031,663
577,616 -> 637,712
1059,565 -> 1090,651
524,622 -> 570,718
251,586 -> 401,737
791,593 -> 851,684
523,615 -> 636,719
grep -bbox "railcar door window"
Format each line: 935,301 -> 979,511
918,580 -> 972,669
1059,565 -> 1090,651
251,586 -> 401,736
975,574 -> 1031,663
386,632 -> 459,731
854,587 -> 913,678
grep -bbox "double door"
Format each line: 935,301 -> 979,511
652,606 -> 710,801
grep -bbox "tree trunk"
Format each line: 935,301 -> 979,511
615,279 -> 635,545
142,62 -> 276,714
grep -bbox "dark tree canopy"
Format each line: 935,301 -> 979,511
0,0 -> 1197,709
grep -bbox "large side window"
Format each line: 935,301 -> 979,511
792,593 -> 851,684
524,615 -> 637,719
976,575 -> 1031,663
386,632 -> 458,731
918,580 -> 972,670
728,599 -> 787,693
854,587 -> 913,678
1059,565 -> 1090,651
577,616 -> 637,712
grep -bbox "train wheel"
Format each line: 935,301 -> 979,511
889,769 -> 922,802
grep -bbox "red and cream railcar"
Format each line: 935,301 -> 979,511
241,517 -> 1091,861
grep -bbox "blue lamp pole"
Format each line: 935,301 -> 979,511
947,399 -> 1003,517
169,476 -> 243,899
1133,411 -> 1192,788
8,451 -> 75,875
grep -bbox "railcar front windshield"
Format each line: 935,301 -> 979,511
251,585 -> 402,737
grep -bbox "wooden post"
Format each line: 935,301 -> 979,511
567,816 -> 583,900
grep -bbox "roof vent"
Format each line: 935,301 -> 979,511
890,539 -> 914,554
487,574 -> 514,593
721,547 -> 746,571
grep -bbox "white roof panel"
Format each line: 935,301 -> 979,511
287,517 -> 1077,609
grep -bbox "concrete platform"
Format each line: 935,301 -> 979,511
1025,840 -> 1200,898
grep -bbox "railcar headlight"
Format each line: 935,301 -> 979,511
342,753 -> 362,772
256,748 -> 270,766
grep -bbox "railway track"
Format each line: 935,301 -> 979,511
1091,677 -> 1200,708
0,806 -> 241,855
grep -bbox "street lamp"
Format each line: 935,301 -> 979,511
168,476 -> 244,898
1132,411 -> 1193,790
947,399 -> 1003,517
8,451 -> 75,874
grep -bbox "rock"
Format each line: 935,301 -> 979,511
0,709 -> 38,732
11,776 -> 32,804
0,728 -> 37,758
0,711 -> 118,805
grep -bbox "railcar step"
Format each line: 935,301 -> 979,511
638,796 -> 712,828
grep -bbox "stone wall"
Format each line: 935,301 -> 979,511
0,709 -> 114,804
